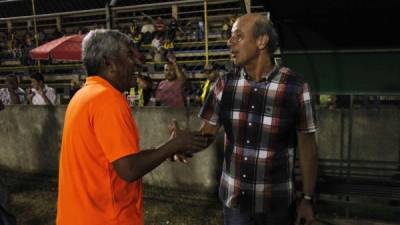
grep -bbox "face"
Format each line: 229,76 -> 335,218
114,44 -> 137,91
227,16 -> 259,66
31,78 -> 41,90
164,64 -> 176,81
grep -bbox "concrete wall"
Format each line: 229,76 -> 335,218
0,106 -> 399,191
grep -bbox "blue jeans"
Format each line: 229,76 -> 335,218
223,206 -> 293,225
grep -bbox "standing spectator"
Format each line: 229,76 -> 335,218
27,72 -> 56,105
151,33 -> 164,63
155,54 -> 187,107
21,33 -> 35,65
141,18 -> 155,44
197,18 -> 205,41
132,29 -> 142,49
56,29 -> 208,225
199,64 -> 219,104
154,17 -> 166,37
167,16 -> 178,41
221,18 -> 231,39
0,74 -> 26,105
0,98 -> 4,111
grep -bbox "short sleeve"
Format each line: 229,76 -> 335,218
46,88 -> 57,105
94,96 -> 140,162
198,76 -> 225,126
296,82 -> 317,133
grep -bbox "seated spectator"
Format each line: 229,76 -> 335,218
155,54 -> 187,107
27,72 -> 56,105
0,74 -> 26,105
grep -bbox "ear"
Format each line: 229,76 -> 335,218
103,56 -> 117,75
257,34 -> 269,50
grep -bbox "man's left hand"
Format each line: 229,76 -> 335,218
295,199 -> 315,225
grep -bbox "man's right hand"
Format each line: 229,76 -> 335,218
168,120 -> 212,162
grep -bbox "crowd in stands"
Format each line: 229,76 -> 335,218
0,72 -> 56,106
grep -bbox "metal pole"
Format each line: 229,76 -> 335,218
31,0 -> 41,72
203,0 -> 209,66
105,3 -> 112,29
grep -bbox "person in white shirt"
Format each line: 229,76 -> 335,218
0,74 -> 26,105
27,72 -> 56,105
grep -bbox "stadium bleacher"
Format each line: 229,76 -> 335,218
0,0 -> 267,102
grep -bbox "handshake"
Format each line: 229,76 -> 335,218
167,120 -> 214,163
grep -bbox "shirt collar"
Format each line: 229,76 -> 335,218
241,64 -> 279,83
84,76 -> 121,93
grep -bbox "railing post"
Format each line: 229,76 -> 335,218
203,0 -> 209,66
31,0 -> 41,72
105,3 -> 112,29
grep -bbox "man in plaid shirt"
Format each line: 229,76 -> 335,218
175,13 -> 318,225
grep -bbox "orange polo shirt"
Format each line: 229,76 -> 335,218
57,76 -> 143,225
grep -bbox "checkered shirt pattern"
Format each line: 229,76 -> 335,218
199,66 -> 317,213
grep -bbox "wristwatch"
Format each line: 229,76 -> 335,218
302,193 -> 314,201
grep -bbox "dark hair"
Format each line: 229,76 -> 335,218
82,29 -> 133,76
253,16 -> 279,55
30,72 -> 44,83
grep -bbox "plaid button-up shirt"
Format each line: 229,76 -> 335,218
199,65 -> 317,213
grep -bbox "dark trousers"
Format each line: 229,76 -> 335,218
223,206 -> 293,225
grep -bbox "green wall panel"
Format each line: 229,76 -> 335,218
283,51 -> 400,94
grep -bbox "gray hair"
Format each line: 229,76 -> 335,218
253,16 -> 279,55
82,29 -> 133,76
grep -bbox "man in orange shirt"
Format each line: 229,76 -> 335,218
57,29 -> 209,225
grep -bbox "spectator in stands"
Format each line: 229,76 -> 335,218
130,19 -> 139,35
69,80 -> 81,99
21,33 -> 35,65
27,72 -> 56,105
132,29 -> 142,49
56,29 -> 208,225
167,16 -> 178,41
37,29 -> 46,44
155,53 -> 187,107
6,30 -> 16,53
0,74 -> 26,105
151,33 -> 164,63
199,64 -> 219,104
174,14 -> 319,225
136,73 -> 154,106
221,18 -> 231,39
52,28 -> 64,39
161,38 -> 174,59
154,16 -> 166,37
141,17 -> 155,44
196,17 -> 205,41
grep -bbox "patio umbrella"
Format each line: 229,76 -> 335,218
30,34 -> 145,64
30,34 -> 85,61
